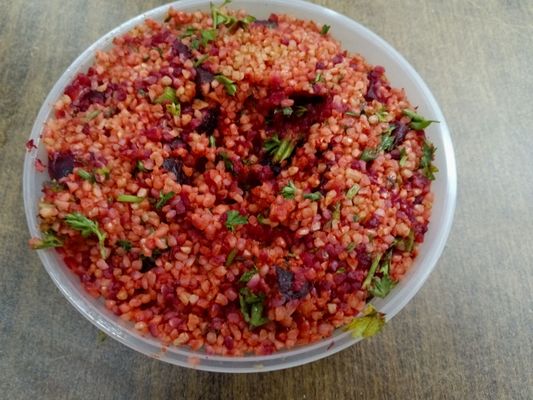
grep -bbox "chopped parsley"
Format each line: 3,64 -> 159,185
403,108 -> 439,130
264,134 -> 296,163
346,110 -> 358,117
77,168 -> 94,182
200,28 -> 217,46
281,181 -> 297,199
180,26 -> 198,38
320,24 -> 331,35
396,230 -> 415,252
154,87 -> 177,104
194,54 -> 209,67
346,242 -> 356,252
117,194 -> 144,203
135,160 -> 149,173
225,248 -> 238,266
362,253 -> 383,290
375,106 -> 389,122
31,231 -> 63,250
239,268 -> 258,283
117,240 -> 132,251
155,191 -> 175,210
313,72 -> 324,84
346,184 -> 360,200
399,148 -> 408,167
239,287 -> 269,327
84,110 -> 100,122
215,74 -> 237,96
345,305 -> 385,338
420,141 -> 438,180
303,192 -> 322,201
225,210 -> 248,231
219,152 -> 233,171
209,135 -> 216,148
64,213 -> 107,258
166,102 -> 181,117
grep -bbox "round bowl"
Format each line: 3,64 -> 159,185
23,0 -> 457,372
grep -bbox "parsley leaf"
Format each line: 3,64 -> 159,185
281,181 -> 297,199
420,141 -> 438,180
263,134 -> 296,163
399,148 -> 408,167
84,110 -> 100,122
320,24 -> 331,35
345,304 -> 385,338
225,248 -> 238,266
155,191 -> 175,210
313,72 -> 323,84
64,213 -> 107,258
304,192 -> 322,201
369,275 -> 396,298
200,28 -> 217,46
117,194 -> 144,203
225,210 -> 248,231
194,54 -> 209,67
117,240 -> 132,251
166,102 -> 181,117
239,268 -> 258,283
362,253 -> 383,290
239,287 -> 269,327
403,109 -> 439,130
346,184 -> 360,200
154,87 -> 177,104
31,231 -> 63,250
215,74 -> 237,96
77,168 -> 95,182
180,26 -> 197,38
209,135 -> 216,148
220,152 -> 233,171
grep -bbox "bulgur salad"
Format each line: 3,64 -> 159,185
29,1 -> 438,356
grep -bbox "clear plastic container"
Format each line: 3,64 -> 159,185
23,0 -> 457,372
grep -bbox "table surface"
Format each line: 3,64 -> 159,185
1,0 -> 532,399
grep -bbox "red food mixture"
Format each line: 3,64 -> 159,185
30,4 -> 437,356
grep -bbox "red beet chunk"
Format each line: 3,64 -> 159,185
48,151 -> 75,180
275,266 -> 310,300
196,107 -> 219,134
162,157 -> 188,184
171,39 -> 192,60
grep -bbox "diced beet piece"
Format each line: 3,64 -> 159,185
363,214 -> 381,229
48,151 -> 75,180
365,66 -> 386,102
76,90 -> 106,112
315,61 -> 326,69
25,139 -> 36,151
162,157 -> 188,183
253,19 -> 278,28
196,107 -> 219,134
275,266 -> 310,300
356,244 -> 372,270
332,54 -> 344,64
171,39 -> 192,60
392,123 -> 409,147
143,127 -> 163,142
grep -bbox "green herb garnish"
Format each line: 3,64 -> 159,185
200,28 -> 217,46
77,168 -> 94,182
294,105 -> 307,117
209,135 -> 216,148
345,305 -> 385,338
362,253 -> 383,290
117,240 -> 132,251
117,194 -> 144,203
84,110 -> 100,122
135,160 -> 149,173
166,102 -> 181,117
154,87 -> 177,104
360,148 -> 378,162
194,54 -> 209,67
220,152 -> 233,172
225,210 -> 248,231
215,75 -> 237,96
281,181 -> 297,199
346,184 -> 360,200
320,24 -> 331,35
396,230 -> 415,252
353,214 -> 360,222
239,287 -> 269,327
375,106 -> 388,123
399,148 -> 408,167
403,109 -> 439,130
64,213 -> 107,258
31,231 -> 63,250
156,191 -> 175,210
225,248 -> 238,266
180,26 -> 198,38
304,192 -> 322,201
346,242 -> 356,252
332,203 -> 341,222
346,110 -> 358,117
420,141 -> 438,180
313,73 -> 323,84
239,268 -> 258,283
95,166 -> 110,180
264,134 -> 296,163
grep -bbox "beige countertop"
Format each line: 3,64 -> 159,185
1,0 -> 532,399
